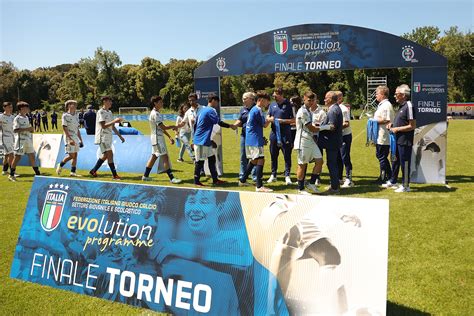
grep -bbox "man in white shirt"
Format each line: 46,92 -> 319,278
9,101 -> 41,181
142,95 -> 181,183
373,85 -> 394,184
294,91 -> 324,195
0,102 -> 15,175
89,96 -> 125,180
335,91 -> 354,188
56,100 -> 84,177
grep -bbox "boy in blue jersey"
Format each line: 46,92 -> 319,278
193,94 -> 236,186
239,91 -> 274,192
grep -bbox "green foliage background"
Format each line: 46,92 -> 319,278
1,26 -> 472,112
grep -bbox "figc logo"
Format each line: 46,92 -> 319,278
40,183 -> 68,231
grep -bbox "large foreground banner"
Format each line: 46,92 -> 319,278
11,177 -> 389,315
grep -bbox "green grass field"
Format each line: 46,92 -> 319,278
0,119 -> 472,315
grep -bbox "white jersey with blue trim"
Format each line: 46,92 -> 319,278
0,113 -> 14,143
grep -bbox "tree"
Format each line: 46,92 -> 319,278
160,59 -> 201,109
0,62 -> 19,104
135,57 -> 168,104
435,27 -> 474,102
402,26 -> 441,50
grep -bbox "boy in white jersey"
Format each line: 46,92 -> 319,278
89,96 -> 125,180
9,101 -> 41,181
56,100 -> 84,177
142,95 -> 181,183
294,91 -> 327,195
175,93 -> 203,141
0,102 -> 15,175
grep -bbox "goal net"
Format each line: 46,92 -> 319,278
118,107 -> 149,115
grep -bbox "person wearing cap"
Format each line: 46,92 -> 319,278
373,85 -> 394,184
383,84 -> 416,192
89,96 -> 125,180
335,91 -> 354,188
83,104 -> 96,135
9,101 -> 41,181
267,87 -> 295,185
56,100 -> 83,177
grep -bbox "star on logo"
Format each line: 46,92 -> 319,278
65,185 -> 69,190
54,183 -> 59,188
60,184 -> 64,189
49,184 -> 54,189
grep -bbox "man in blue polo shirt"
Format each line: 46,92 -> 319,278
318,91 -> 343,194
382,84 -> 416,193
267,88 -> 295,185
193,94 -> 236,186
232,92 -> 257,181
239,91 -> 273,192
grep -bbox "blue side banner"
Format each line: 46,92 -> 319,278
56,134 -> 152,174
10,176 -> 289,315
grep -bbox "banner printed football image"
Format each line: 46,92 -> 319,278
10,177 -> 289,315
239,193 -> 389,315
410,121 -> 447,184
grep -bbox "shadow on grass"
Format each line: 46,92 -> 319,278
446,175 -> 474,184
336,178 -> 386,196
387,301 -> 431,315
412,185 -> 457,193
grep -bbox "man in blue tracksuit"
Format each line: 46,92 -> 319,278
382,84 -> 416,193
267,88 -> 295,185
318,91 -> 343,194
193,94 -> 236,186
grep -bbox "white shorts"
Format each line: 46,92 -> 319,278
152,138 -> 168,157
65,136 -> 81,154
245,146 -> 264,160
1,138 -> 14,155
14,139 -> 35,155
99,138 -> 113,153
296,145 -> 322,165
194,144 -> 213,161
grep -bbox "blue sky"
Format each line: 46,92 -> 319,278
1,0 -> 472,70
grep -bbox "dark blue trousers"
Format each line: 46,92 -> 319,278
390,144 -> 412,187
269,136 -> 292,177
326,149 -> 340,190
376,144 -> 392,180
337,134 -> 353,180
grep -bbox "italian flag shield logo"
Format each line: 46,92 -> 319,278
274,32 -> 288,55
40,189 -> 67,231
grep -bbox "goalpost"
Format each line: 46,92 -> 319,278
118,107 -> 149,115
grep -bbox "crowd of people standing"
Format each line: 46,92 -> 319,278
1,84 -> 416,193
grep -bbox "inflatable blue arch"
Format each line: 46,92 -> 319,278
194,24 -> 448,183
